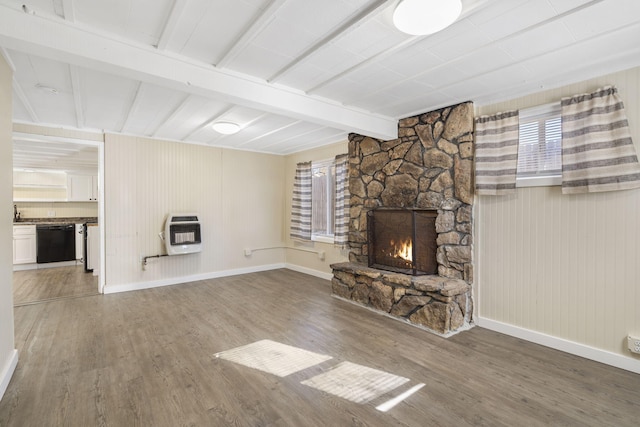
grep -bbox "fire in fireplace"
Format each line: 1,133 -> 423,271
367,209 -> 438,275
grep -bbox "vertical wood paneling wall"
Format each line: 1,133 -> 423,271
0,51 -> 17,399
475,66 -> 640,360
104,134 -> 286,288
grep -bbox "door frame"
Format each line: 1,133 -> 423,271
13,131 -> 105,293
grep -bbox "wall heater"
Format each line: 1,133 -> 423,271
164,213 -> 202,255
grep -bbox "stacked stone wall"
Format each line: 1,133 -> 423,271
347,101 -> 474,282
332,263 -> 472,335
333,101 -> 475,335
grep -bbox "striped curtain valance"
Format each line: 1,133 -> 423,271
561,86 -> 640,194
474,110 -> 520,195
290,161 -> 312,240
334,154 -> 350,248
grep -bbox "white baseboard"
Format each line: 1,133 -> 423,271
478,317 -> 640,374
13,260 -> 82,271
12,263 -> 37,271
285,263 -> 333,281
103,263 -> 335,294
103,263 -> 287,294
0,349 -> 18,402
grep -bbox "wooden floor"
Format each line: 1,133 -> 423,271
1,269 -> 639,426
13,265 -> 98,306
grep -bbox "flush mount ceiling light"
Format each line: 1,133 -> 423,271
212,121 -> 241,135
393,0 -> 462,36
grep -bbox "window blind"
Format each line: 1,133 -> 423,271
517,103 -> 562,180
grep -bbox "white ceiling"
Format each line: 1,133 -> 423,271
13,134 -> 98,173
1,0 -> 640,171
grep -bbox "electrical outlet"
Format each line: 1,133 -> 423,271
628,335 -> 640,354
47,210 -> 55,217
244,249 -> 252,256
318,250 -> 325,261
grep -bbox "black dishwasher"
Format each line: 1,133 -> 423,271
36,224 -> 76,263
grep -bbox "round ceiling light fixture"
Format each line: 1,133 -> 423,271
392,0 -> 462,36
212,121 -> 241,135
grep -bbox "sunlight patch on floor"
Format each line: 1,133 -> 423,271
301,361 -> 409,404
214,339 -> 332,377
215,340 -> 422,411
375,382 -> 425,412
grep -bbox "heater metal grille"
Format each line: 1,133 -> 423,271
164,213 -> 202,255
367,209 -> 437,275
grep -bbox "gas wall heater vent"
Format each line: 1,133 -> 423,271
164,213 -> 202,255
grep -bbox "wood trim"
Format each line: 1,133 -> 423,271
0,349 -> 18,402
103,263 -> 287,294
478,317 -> 640,374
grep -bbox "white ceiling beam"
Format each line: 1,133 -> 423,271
215,0 -> 288,69
150,94 -> 190,137
13,132 -> 99,145
205,112 -> 270,145
280,130 -> 348,155
0,3 -> 396,140
68,65 -> 85,128
340,0 -> 607,106
1,47 -> 39,122
306,0 -> 492,95
259,125 -> 334,150
0,46 -> 16,71
396,22 -> 640,117
156,0 -> 188,51
12,77 -> 39,122
268,0 -> 389,83
182,106 -> 234,140
119,81 -> 143,132
306,35 -> 419,95
61,0 -> 75,22
236,119 -> 303,147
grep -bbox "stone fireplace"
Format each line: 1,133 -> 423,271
331,102 -> 474,336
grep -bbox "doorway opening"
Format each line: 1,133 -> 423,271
12,132 -> 104,305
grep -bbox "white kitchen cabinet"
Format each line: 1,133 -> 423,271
67,175 -> 98,201
13,170 -> 67,202
13,225 -> 36,264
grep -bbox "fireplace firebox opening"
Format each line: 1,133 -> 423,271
367,209 -> 438,276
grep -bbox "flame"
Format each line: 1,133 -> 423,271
389,239 -> 413,262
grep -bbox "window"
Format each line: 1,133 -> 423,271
311,159 -> 336,242
517,103 -> 562,187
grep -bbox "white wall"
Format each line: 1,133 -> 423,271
475,66 -> 640,371
220,149 -> 286,269
0,54 -> 18,401
284,141 -> 350,279
103,134 -> 286,292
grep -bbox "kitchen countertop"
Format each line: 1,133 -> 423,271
13,217 -> 98,225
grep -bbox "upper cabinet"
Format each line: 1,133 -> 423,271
13,171 -> 67,202
13,171 -> 98,202
67,174 -> 98,202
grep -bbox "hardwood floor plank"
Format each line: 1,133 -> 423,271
1,269 -> 639,426
13,265 -> 98,305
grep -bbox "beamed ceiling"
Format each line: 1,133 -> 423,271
1,0 -> 639,172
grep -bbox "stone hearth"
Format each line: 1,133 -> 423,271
332,263 -> 471,335
331,101 -> 475,336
